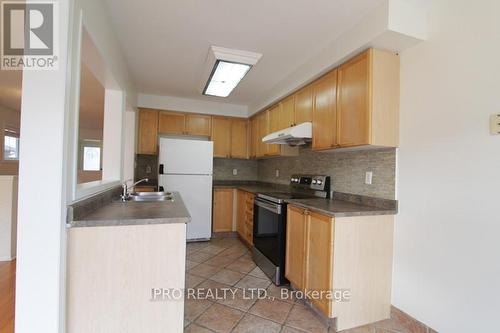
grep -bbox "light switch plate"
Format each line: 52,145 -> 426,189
275,169 -> 280,178
232,169 -> 238,176
490,114 -> 500,135
365,171 -> 373,185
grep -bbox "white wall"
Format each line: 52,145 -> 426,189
123,110 -> 136,181
394,0 -> 500,331
15,1 -> 70,331
138,93 -> 248,118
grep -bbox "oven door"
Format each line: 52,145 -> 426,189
253,198 -> 284,266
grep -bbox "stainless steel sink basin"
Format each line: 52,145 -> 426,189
127,192 -> 174,202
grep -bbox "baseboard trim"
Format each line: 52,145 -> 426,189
211,231 -> 238,238
0,255 -> 16,262
391,306 -> 437,333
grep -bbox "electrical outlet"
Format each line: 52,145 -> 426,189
232,168 -> 238,176
146,165 -> 152,174
365,171 -> 373,185
490,114 -> 500,135
275,169 -> 280,178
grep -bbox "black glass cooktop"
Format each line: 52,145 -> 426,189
257,191 -> 315,204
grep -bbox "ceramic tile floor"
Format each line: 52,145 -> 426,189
184,237 -> 416,333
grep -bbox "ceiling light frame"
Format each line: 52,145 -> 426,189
200,46 -> 262,98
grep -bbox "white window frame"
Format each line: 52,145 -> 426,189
67,12 -> 125,201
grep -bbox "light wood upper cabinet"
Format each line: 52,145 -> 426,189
312,70 -> 338,150
285,206 -> 308,290
230,119 -> 248,159
213,189 -> 234,233
257,112 -> 268,158
337,49 -> 399,147
211,117 -> 232,158
266,106 -> 281,156
158,111 -> 185,135
249,116 -> 259,159
137,108 -> 158,155
305,211 -> 335,316
295,85 -> 313,125
186,114 -> 211,136
279,96 -> 295,129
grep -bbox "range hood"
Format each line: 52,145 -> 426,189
262,122 -> 312,146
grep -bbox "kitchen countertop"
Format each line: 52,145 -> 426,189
285,198 -> 396,217
67,191 -> 191,228
213,181 -> 397,217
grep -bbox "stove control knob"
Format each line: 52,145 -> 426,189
312,179 -> 317,185
317,180 -> 323,185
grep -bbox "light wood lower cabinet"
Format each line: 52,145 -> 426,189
212,189 -> 234,232
285,206 -> 308,290
236,190 -> 254,245
285,205 -> 394,331
305,211 -> 335,315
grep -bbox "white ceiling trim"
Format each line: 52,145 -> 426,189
138,93 -> 248,118
249,0 -> 428,114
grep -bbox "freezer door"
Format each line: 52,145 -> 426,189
159,174 -> 212,240
159,138 -> 213,175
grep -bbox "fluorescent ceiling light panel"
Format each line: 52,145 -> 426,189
204,61 -> 251,97
201,46 -> 262,98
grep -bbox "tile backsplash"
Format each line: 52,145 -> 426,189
213,158 -> 258,181
135,154 -> 158,185
258,147 -> 396,199
136,147 -> 396,199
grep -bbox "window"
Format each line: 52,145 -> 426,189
83,146 -> 101,171
4,128 -> 20,160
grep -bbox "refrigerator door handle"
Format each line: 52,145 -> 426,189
159,164 -> 164,174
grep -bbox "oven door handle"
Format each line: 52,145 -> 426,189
255,200 -> 282,214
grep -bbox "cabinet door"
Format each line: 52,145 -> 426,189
305,211 -> 334,316
230,119 -> 248,159
266,106 -> 280,156
285,206 -> 308,290
213,189 -> 234,232
337,50 -> 370,146
158,111 -> 186,135
279,96 -> 295,129
211,117 -> 231,158
249,117 -> 258,158
295,85 -> 313,125
236,190 -> 246,238
186,114 -> 211,136
137,108 -> 158,155
257,112 -> 269,158
312,70 -> 338,150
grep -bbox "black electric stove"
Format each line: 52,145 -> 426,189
252,174 -> 330,285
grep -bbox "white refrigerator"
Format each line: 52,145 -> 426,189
158,138 -> 213,241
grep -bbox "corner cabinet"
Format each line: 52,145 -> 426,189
212,117 -> 248,159
285,205 -> 395,331
137,108 -> 158,155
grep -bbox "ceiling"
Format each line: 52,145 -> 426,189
0,70 -> 22,112
104,0 -> 386,107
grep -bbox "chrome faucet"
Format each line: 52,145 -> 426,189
120,178 -> 149,202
